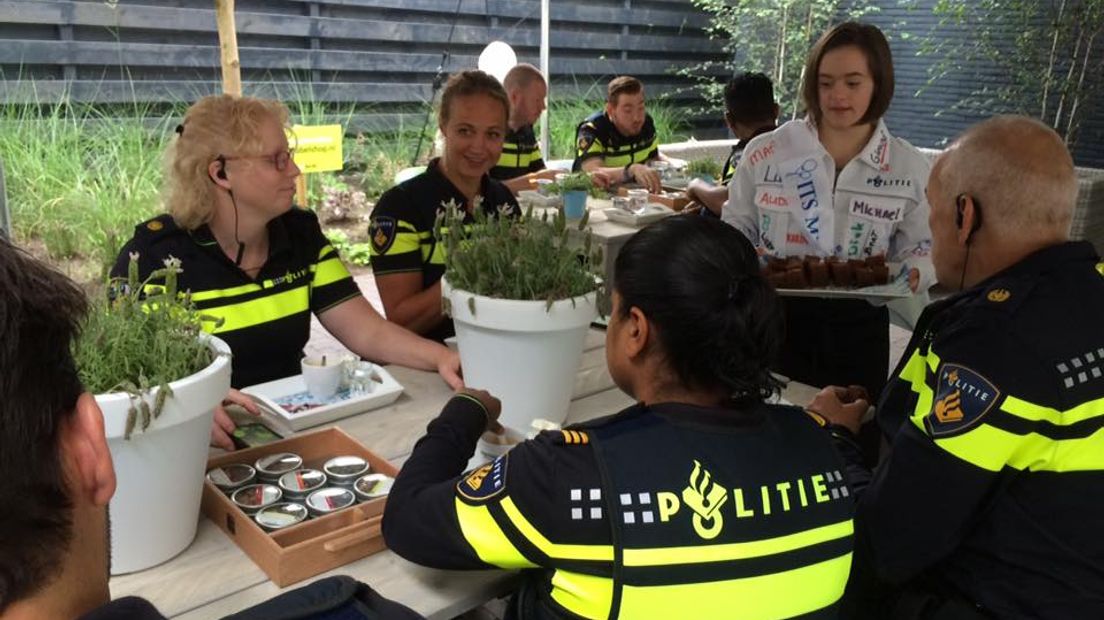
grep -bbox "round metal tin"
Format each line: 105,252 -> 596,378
254,502 -> 309,532
353,473 -> 394,502
206,463 -> 256,494
277,468 -> 327,500
231,483 -> 283,515
254,452 -> 303,482
322,455 -> 370,486
305,487 -> 356,516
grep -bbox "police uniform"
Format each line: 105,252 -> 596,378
719,125 -> 777,186
834,241 -> 1104,619
491,124 -> 545,181
722,118 -> 934,399
368,159 -> 519,341
383,395 -> 855,619
111,209 -> 360,388
572,111 -> 658,172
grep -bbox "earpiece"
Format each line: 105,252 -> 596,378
216,155 -> 228,180
956,193 -> 983,242
955,195 -> 966,229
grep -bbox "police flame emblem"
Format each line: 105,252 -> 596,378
681,460 -> 727,540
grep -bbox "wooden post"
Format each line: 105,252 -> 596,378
214,0 -> 242,97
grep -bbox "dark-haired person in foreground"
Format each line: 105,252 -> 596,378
809,116 -> 1104,620
684,72 -> 779,217
0,238 -> 164,619
383,216 -> 854,619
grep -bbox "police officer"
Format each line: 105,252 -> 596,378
489,63 -> 560,194
113,95 -> 462,450
723,22 -> 934,402
572,76 -> 670,194
809,116 -> 1104,619
383,216 -> 855,620
685,72 -> 779,217
369,71 -> 519,341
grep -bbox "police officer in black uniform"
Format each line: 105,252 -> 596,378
383,216 -> 855,619
369,71 -> 519,341
808,116 -> 1104,619
572,76 -> 667,194
489,63 -> 560,195
113,94 -> 462,450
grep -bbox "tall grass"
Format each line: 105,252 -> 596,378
0,83 -> 178,271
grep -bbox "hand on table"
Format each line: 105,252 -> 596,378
909,268 -> 920,292
459,387 -> 503,433
628,163 -> 662,193
806,385 -> 870,435
211,388 -> 261,451
437,348 -> 464,390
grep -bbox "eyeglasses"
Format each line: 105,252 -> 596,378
221,149 -> 296,172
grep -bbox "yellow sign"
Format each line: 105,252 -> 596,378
289,124 -> 343,173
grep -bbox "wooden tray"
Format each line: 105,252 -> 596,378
617,186 -> 691,211
201,427 -> 399,586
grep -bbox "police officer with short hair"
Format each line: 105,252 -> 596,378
383,216 -> 855,620
572,76 -> 669,194
490,63 -> 560,195
809,116 -> 1104,619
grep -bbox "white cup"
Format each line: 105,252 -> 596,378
301,356 -> 343,401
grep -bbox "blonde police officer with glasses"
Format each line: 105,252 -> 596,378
383,216 -> 854,620
723,22 -> 934,403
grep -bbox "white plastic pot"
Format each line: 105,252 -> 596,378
97,335 -> 231,574
444,279 -> 598,434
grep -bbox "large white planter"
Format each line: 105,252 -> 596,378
97,336 -> 231,574
444,279 -> 598,433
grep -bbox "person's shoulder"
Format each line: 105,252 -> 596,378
579,110 -> 610,134
373,175 -> 434,221
885,131 -> 932,175
124,213 -> 186,248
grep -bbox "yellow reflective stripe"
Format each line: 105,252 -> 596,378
311,256 -> 351,287
204,285 -> 308,334
913,406 -> 1104,473
189,282 -> 262,302
1002,394 -> 1104,426
550,569 -> 613,620
454,498 -> 537,568
899,347 -> 939,419
622,519 -> 853,567
500,497 -> 614,561
617,553 -> 851,620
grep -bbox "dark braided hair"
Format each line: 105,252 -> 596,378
614,216 -> 783,403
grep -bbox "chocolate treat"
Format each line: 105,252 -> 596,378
768,271 -> 788,288
866,254 -> 886,267
871,263 -> 891,284
829,260 -> 854,287
783,267 -> 807,289
854,267 -> 875,287
806,260 -> 830,287
768,257 -> 790,273
847,258 -> 866,270
785,256 -> 804,272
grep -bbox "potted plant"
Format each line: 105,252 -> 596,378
685,157 -> 722,183
548,171 -> 600,219
436,204 -> 602,436
75,255 -> 231,574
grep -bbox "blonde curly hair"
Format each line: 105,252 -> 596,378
165,95 -> 291,230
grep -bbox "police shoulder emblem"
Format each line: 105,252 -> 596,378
577,134 -> 595,154
925,363 -> 1001,437
368,216 -> 397,254
457,454 -> 508,502
146,219 -> 164,231
987,288 -> 1011,303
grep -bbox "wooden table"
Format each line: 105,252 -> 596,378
109,329 -> 819,619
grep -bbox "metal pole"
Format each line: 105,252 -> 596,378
539,0 -> 550,160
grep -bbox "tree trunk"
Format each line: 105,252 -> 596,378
215,0 -> 242,97
1041,0 -> 1067,120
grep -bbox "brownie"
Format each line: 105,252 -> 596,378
768,257 -> 789,273
866,254 -> 886,267
806,260 -> 830,287
768,271 -> 788,289
829,260 -> 854,287
871,263 -> 890,284
854,267 -> 875,287
784,267 -> 807,289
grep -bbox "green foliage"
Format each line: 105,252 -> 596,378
679,0 -> 877,119
916,0 -> 1103,149
686,157 -> 722,179
547,171 -> 603,197
75,254 -> 218,439
436,200 -> 602,307
325,228 -> 372,266
0,85 -> 178,272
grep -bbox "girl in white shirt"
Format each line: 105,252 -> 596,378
723,22 -> 934,402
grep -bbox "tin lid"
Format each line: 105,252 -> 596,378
353,473 -> 394,499
254,503 -> 308,530
278,468 -> 327,494
305,487 -> 356,513
323,455 -> 370,479
255,452 -> 302,476
231,484 -> 282,509
206,463 -> 255,489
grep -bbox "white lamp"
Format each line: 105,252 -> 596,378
477,41 -> 517,83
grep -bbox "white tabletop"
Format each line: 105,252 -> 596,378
109,329 -> 819,619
